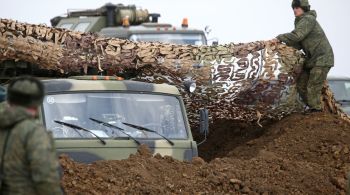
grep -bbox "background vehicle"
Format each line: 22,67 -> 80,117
0,3 -> 209,82
1,76 -> 208,163
51,3 -> 207,45
328,76 -> 350,115
0,3 -> 211,162
42,76 -> 207,163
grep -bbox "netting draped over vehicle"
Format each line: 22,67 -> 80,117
0,19 -> 346,125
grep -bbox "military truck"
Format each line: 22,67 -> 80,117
1,76 -> 208,163
50,3 -> 207,45
0,4 -> 210,162
0,3 -> 209,81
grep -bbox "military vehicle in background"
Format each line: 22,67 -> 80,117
328,76 -> 350,115
1,76 -> 208,163
0,3 -> 210,82
0,4 -> 211,162
42,76 -> 203,162
50,3 -> 208,45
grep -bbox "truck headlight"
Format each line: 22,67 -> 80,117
183,81 -> 196,93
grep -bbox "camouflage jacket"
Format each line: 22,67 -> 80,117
277,10 -> 334,68
0,104 -> 62,195
0,102 -> 6,113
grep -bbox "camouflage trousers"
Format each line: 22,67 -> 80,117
296,66 -> 331,110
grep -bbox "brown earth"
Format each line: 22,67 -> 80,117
60,112 -> 350,194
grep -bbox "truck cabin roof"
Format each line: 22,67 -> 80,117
42,78 -> 181,95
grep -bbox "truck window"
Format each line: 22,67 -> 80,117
42,93 -> 188,139
58,23 -> 74,30
74,22 -> 91,32
129,34 -> 205,45
328,80 -> 350,101
346,83 -> 350,91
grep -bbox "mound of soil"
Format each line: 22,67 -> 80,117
60,113 -> 350,194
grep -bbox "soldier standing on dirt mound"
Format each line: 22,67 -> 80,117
273,0 -> 334,113
0,76 -> 62,194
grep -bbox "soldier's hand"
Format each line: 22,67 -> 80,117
271,38 -> 280,44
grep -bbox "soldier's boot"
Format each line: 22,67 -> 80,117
303,106 -> 323,115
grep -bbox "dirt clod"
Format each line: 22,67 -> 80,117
230,178 -> 242,185
191,157 -> 206,166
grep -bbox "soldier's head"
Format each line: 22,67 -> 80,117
7,76 -> 44,111
0,85 -> 6,103
292,0 -> 311,17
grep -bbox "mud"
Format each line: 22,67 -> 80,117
60,112 -> 350,194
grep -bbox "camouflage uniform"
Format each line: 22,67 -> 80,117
0,77 -> 62,195
277,0 -> 334,110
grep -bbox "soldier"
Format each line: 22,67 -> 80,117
273,0 -> 334,112
0,77 -> 62,194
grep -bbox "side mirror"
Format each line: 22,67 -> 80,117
204,25 -> 212,35
199,109 -> 209,134
198,108 -> 209,146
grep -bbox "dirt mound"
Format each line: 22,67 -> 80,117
200,113 -> 350,168
229,113 -> 350,166
60,113 -> 350,194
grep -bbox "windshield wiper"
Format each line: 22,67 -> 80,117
122,122 -> 174,146
89,118 -> 141,145
54,120 -> 106,145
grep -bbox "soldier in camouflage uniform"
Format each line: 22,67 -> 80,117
0,77 -> 62,194
275,0 -> 334,112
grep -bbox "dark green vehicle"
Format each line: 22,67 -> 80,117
50,3 -> 207,45
1,3 -> 209,79
40,76 -> 207,163
0,4 -> 210,163
0,76 -> 208,163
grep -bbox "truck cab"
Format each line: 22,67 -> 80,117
51,3 -> 207,45
2,76 -> 201,163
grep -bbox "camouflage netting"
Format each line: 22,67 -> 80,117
0,18 -> 348,125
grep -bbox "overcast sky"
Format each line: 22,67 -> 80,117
0,0 -> 349,76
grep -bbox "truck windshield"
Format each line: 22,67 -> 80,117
58,23 -> 74,30
42,93 -> 188,139
129,33 -> 206,45
73,22 -> 90,32
328,80 -> 350,101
